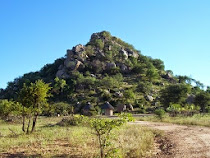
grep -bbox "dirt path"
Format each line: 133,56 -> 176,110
132,121 -> 210,158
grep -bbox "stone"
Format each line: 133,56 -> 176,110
119,49 -> 128,59
127,104 -> 134,111
91,59 -> 106,71
186,94 -> 195,104
58,65 -> 63,70
74,60 -> 83,71
120,64 -> 128,72
56,68 -> 70,79
115,91 -> 123,98
117,104 -> 126,113
125,48 -> 139,58
146,95 -> 154,102
72,44 -> 85,53
106,62 -> 116,69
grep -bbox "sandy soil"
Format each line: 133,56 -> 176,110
132,121 -> 210,158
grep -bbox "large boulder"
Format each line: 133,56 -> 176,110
72,44 -> 85,53
91,59 -> 106,71
56,68 -> 70,79
146,95 -> 154,102
119,49 -> 128,59
115,91 -> 123,98
106,62 -> 116,70
117,104 -> 126,113
125,48 -> 139,58
64,59 -> 76,70
186,94 -> 195,104
120,64 -> 128,72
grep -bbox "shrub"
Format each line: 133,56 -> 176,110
57,115 -> 87,126
90,113 -> 134,158
154,109 -> 165,120
0,100 -> 21,118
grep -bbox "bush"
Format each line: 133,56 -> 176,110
154,109 -> 165,120
46,102 -> 73,116
57,115 -> 87,126
0,100 -> 21,118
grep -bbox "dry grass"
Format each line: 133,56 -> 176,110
137,114 -> 210,127
0,116 -> 157,157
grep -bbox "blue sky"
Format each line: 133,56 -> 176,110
0,0 -> 209,89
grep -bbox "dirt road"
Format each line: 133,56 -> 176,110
132,121 -> 210,158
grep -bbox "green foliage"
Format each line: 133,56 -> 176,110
132,64 -> 146,74
94,39 -> 104,50
99,76 -> 121,90
0,100 -> 21,118
85,45 -> 95,56
151,59 -> 165,70
146,65 -> 159,82
123,89 -> 136,103
154,109 -> 165,120
57,115 -> 87,126
194,91 -> 210,112
53,77 -> 67,94
101,31 -> 112,40
18,80 -> 51,133
1,30 -> 208,117
112,36 -> 135,51
177,75 -> 192,84
166,104 -> 200,117
137,81 -> 152,94
45,102 -> 73,116
90,113 -> 134,158
160,84 -> 191,109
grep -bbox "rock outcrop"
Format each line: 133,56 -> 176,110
56,31 -> 140,79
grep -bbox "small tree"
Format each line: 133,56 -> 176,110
18,80 -> 51,134
154,109 -> 165,120
0,99 -> 21,119
194,91 -> 210,113
90,113 -> 134,158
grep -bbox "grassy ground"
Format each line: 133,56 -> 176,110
137,114 -> 210,127
0,116 -> 157,157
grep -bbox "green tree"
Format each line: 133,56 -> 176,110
123,89 -> 136,104
160,84 -> 190,109
0,99 -> 21,118
154,108 -> 165,120
53,77 -> 67,94
207,86 -> 210,93
152,59 -> 165,70
90,113 -> 134,158
146,66 -> 159,82
18,80 -> 51,134
95,39 -> 104,50
194,91 -> 210,112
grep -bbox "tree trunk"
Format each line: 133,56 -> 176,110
22,116 -> 25,132
31,115 -> 38,133
98,134 -> 104,158
26,117 -> 31,134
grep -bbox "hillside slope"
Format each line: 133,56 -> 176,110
0,31 -> 209,114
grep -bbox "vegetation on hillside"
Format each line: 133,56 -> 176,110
0,31 -> 209,116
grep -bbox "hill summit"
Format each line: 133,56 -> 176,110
56,31 -> 140,79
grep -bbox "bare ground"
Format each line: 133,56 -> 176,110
132,121 -> 210,158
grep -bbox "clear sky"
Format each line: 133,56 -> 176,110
0,0 -> 209,89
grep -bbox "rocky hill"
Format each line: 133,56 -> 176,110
1,31 -> 208,115
56,31 -> 140,78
